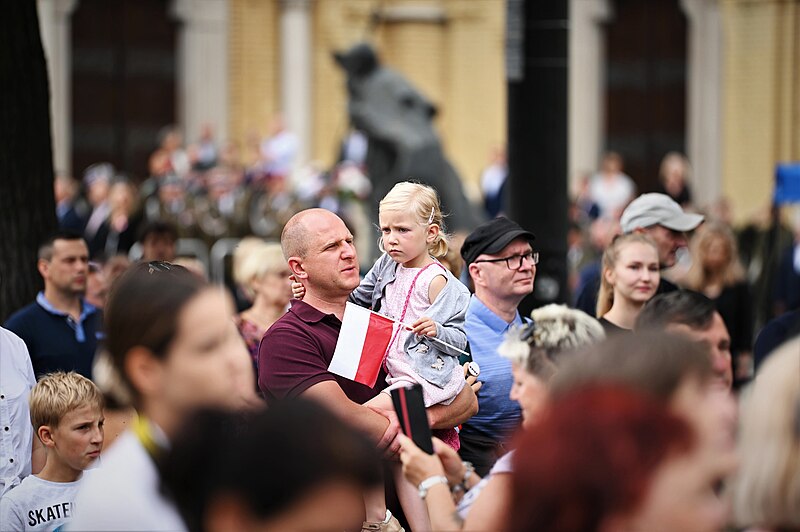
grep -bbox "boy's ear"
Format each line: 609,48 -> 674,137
38,425 -> 56,448
288,257 -> 307,280
124,346 -> 164,399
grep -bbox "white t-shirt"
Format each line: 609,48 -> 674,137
67,431 -> 185,531
0,474 -> 82,531
0,327 -> 36,497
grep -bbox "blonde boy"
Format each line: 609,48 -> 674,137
0,372 -> 104,531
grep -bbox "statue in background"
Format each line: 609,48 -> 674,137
334,43 -> 483,237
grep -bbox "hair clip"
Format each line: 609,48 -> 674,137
427,207 -> 435,225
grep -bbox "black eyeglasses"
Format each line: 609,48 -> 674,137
147,261 -> 172,275
474,251 -> 539,270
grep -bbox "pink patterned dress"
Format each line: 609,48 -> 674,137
382,262 -> 465,449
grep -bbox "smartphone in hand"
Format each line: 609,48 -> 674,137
390,384 -> 434,454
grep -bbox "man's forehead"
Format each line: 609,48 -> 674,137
666,316 -> 729,344
53,238 -> 88,255
490,237 -> 532,256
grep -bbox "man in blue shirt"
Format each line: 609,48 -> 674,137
459,217 -> 536,475
5,231 -> 101,379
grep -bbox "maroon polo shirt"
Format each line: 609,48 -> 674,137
258,299 -> 385,405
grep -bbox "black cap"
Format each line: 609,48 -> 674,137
460,217 -> 536,266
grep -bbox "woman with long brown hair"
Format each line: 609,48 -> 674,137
683,222 -> 753,381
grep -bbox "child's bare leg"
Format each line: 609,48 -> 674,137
393,461 -> 431,531
364,484 -> 388,522
364,391 -> 393,411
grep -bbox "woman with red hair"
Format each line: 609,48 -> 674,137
509,385 -> 727,532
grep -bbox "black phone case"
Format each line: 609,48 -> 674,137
390,384 -> 434,454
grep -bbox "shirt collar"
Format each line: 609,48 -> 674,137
471,296 -> 523,332
36,292 -> 97,321
289,299 -> 339,325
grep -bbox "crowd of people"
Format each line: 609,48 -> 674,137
1,142 -> 800,532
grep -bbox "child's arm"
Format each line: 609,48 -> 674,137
414,274 -> 470,355
349,253 -> 393,308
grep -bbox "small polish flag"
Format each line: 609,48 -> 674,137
329,302 -> 397,387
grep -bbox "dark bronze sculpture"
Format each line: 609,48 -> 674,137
334,43 -> 483,234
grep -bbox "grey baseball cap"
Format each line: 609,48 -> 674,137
620,193 -> 704,233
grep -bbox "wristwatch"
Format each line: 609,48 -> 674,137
418,475 -> 449,500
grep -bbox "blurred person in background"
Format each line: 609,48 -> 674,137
595,233 -> 660,333
82,163 -> 113,251
85,261 -> 108,309
637,291 -> 735,390
138,220 -> 178,263
259,113 -> 298,180
69,262 -> 258,530
232,239 -> 292,375
657,151 -> 694,208
587,151 -> 635,220
480,146 -> 508,218
508,385 -> 727,532
683,222 -> 753,383
55,172 -> 89,232
88,179 -> 141,259
160,400 -> 382,532
728,338 -> 800,531
553,331 -> 738,487
398,304 -> 604,530
5,231 -> 100,379
772,220 -> 800,318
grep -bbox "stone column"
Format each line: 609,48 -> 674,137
171,0 -> 229,145
680,0 -> 722,207
568,0 -> 612,194
37,0 -> 79,174
280,0 -> 313,167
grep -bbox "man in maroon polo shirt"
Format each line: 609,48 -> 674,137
259,208 -> 477,438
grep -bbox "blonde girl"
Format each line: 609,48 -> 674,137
352,182 -> 470,417
596,233 -> 660,333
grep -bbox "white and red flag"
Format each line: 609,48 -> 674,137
329,302 -> 397,387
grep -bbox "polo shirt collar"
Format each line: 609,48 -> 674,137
289,299 -> 339,324
471,296 -> 523,332
36,292 -> 97,321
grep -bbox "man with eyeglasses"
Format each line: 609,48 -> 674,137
458,216 -> 537,476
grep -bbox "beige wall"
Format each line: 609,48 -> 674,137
228,0 -> 280,164
229,0 -> 506,196
721,0 -> 800,223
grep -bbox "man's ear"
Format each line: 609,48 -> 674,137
468,263 -> 483,286
38,425 -> 56,448
288,257 -> 307,280
124,347 -> 164,399
37,259 -> 49,280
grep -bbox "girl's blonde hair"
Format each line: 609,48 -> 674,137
379,181 -> 449,258
233,239 -> 287,300
729,338 -> 800,528
596,233 -> 659,318
683,222 -> 745,291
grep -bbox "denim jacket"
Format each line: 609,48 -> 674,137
350,253 -> 471,388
